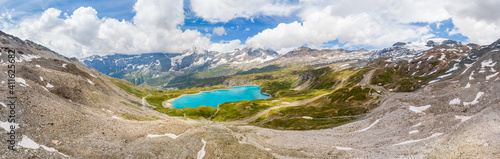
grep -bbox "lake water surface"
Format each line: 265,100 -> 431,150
171,85 -> 270,108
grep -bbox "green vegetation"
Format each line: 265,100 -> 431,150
259,117 -> 357,130
121,101 -> 142,110
235,65 -> 283,75
195,64 -> 232,78
260,80 -> 293,96
213,100 -> 276,121
109,78 -> 151,97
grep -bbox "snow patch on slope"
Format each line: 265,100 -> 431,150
409,105 -> 431,114
197,139 -> 207,159
463,92 -> 484,106
449,98 -> 461,105
356,119 -> 380,132
393,133 -> 443,146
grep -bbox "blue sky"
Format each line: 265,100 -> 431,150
0,0 -> 498,57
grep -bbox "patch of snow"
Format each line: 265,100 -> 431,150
40,145 -> 57,152
42,86 -> 49,92
411,123 -> 422,127
265,148 -> 271,151
62,64 -> 66,68
15,77 -> 29,87
339,64 -> 349,67
302,116 -> 313,119
356,119 -> 380,132
461,62 -> 476,75
40,76 -> 43,81
89,73 -> 96,77
449,98 -> 461,105
420,67 -> 439,77
18,135 -> 40,149
335,146 -> 354,150
393,133 -> 443,146
409,130 -> 419,134
87,79 -> 94,85
1,81 -> 4,84
147,133 -> 181,139
438,53 -> 446,61
469,70 -> 475,80
486,72 -> 499,80
409,105 -> 431,114
0,121 -> 19,131
465,82 -> 471,88
16,54 -> 40,62
446,63 -> 459,73
463,92 -> 484,106
0,102 -> 5,108
111,116 -> 122,120
35,65 -> 41,67
197,139 -> 207,159
428,79 -> 440,84
455,115 -> 472,122
481,59 -> 497,68
427,55 -> 435,61
46,83 -> 54,88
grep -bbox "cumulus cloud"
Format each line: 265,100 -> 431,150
245,0 -> 500,51
213,26 -> 226,36
208,39 -> 244,53
447,0 -> 500,44
190,0 -> 300,23
246,7 -> 433,51
2,0 -> 211,58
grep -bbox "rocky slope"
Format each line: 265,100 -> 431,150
369,39 -> 463,61
234,38 -> 500,158
369,42 -> 481,92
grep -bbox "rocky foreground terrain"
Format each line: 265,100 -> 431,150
0,30 -> 499,158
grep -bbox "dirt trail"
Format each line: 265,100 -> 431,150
142,94 -> 150,107
360,69 -> 376,86
222,92 -> 331,125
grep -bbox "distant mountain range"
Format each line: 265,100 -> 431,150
81,39 -> 467,88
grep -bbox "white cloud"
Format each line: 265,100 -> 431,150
213,26 -> 226,36
246,7 -> 432,51
209,39 -> 244,53
446,0 -> 500,44
2,0 -> 211,58
132,0 -> 184,29
190,0 -> 300,23
245,0 -> 500,51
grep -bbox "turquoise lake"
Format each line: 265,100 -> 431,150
171,85 -> 270,108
